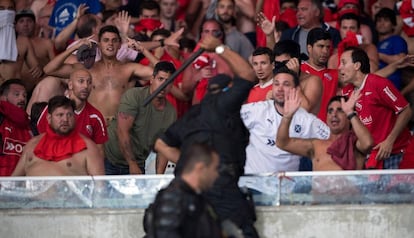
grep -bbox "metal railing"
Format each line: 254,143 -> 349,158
1,170 -> 413,209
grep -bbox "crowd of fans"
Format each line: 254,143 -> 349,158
2,0 -> 414,236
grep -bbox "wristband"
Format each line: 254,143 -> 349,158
347,111 -> 357,120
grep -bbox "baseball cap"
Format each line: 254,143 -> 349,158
15,9 -> 35,22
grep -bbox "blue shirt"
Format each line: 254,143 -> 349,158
377,35 -> 408,90
49,0 -> 101,37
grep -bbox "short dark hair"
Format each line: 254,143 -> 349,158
307,27 -> 331,46
153,61 -> 176,76
139,0 -> 160,16
345,47 -> 370,74
340,13 -> 360,29
273,67 -> 300,87
179,37 -> 196,51
181,143 -> 217,174
0,79 -> 26,96
47,96 -> 75,114
150,28 -> 171,40
327,95 -> 348,110
273,40 -> 300,59
252,47 -> 273,60
98,25 -> 121,41
374,7 -> 396,26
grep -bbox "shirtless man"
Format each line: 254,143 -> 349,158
12,96 -> 104,176
0,0 -> 43,84
277,89 -> 373,171
43,25 -> 154,122
14,9 -> 55,92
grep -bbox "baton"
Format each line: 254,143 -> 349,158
143,47 -> 205,106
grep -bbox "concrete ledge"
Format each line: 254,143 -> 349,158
2,204 -> 413,238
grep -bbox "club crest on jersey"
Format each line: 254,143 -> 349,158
324,73 -> 332,81
294,124 -> 302,133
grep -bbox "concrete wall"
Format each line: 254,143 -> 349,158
1,205 -> 413,238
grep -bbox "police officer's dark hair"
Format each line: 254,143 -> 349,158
153,61 -> 176,77
252,47 -> 274,61
340,12 -> 361,29
374,7 -> 396,26
47,96 -> 76,114
98,25 -> 121,42
139,0 -> 160,16
181,143 -> 217,174
273,40 -> 301,59
0,78 -> 25,96
307,27 -> 331,46
344,46 -> 371,74
273,67 -> 300,87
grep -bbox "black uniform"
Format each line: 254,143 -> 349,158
159,76 -> 259,238
144,178 -> 222,238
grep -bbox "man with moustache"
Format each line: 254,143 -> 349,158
0,79 -> 32,176
12,96 -> 104,176
104,61 -> 177,175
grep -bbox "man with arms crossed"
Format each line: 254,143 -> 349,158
12,96 -> 104,176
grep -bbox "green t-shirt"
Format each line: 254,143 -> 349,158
105,87 -> 176,167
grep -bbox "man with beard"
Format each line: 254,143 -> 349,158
12,96 -> 104,176
214,0 -> 254,60
0,79 -> 32,176
36,69 -> 108,157
104,61 -> 177,175
241,67 -> 330,174
301,28 -> 339,122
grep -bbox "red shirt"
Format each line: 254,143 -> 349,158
0,101 -> 32,176
301,62 -> 339,122
342,74 -> 411,153
37,102 -> 108,144
246,81 -> 272,103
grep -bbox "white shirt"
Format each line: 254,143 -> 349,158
241,100 -> 330,174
